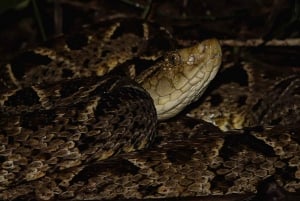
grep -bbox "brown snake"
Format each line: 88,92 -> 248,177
0,18 -> 299,200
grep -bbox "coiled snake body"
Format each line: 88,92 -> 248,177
0,18 -> 299,200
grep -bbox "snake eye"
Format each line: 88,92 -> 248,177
168,52 -> 181,65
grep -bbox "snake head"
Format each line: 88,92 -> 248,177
141,39 -> 222,120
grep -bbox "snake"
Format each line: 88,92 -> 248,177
0,18 -> 299,200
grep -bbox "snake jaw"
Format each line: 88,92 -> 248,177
142,39 -> 222,120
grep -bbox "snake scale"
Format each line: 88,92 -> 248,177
0,18 -> 299,200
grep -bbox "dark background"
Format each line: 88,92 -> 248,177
0,0 -> 299,69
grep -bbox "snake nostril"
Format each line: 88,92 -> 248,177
187,55 -> 195,65
198,44 -> 205,53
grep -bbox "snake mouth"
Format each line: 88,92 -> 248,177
141,38 -> 222,120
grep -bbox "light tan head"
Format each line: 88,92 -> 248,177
139,39 -> 222,120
